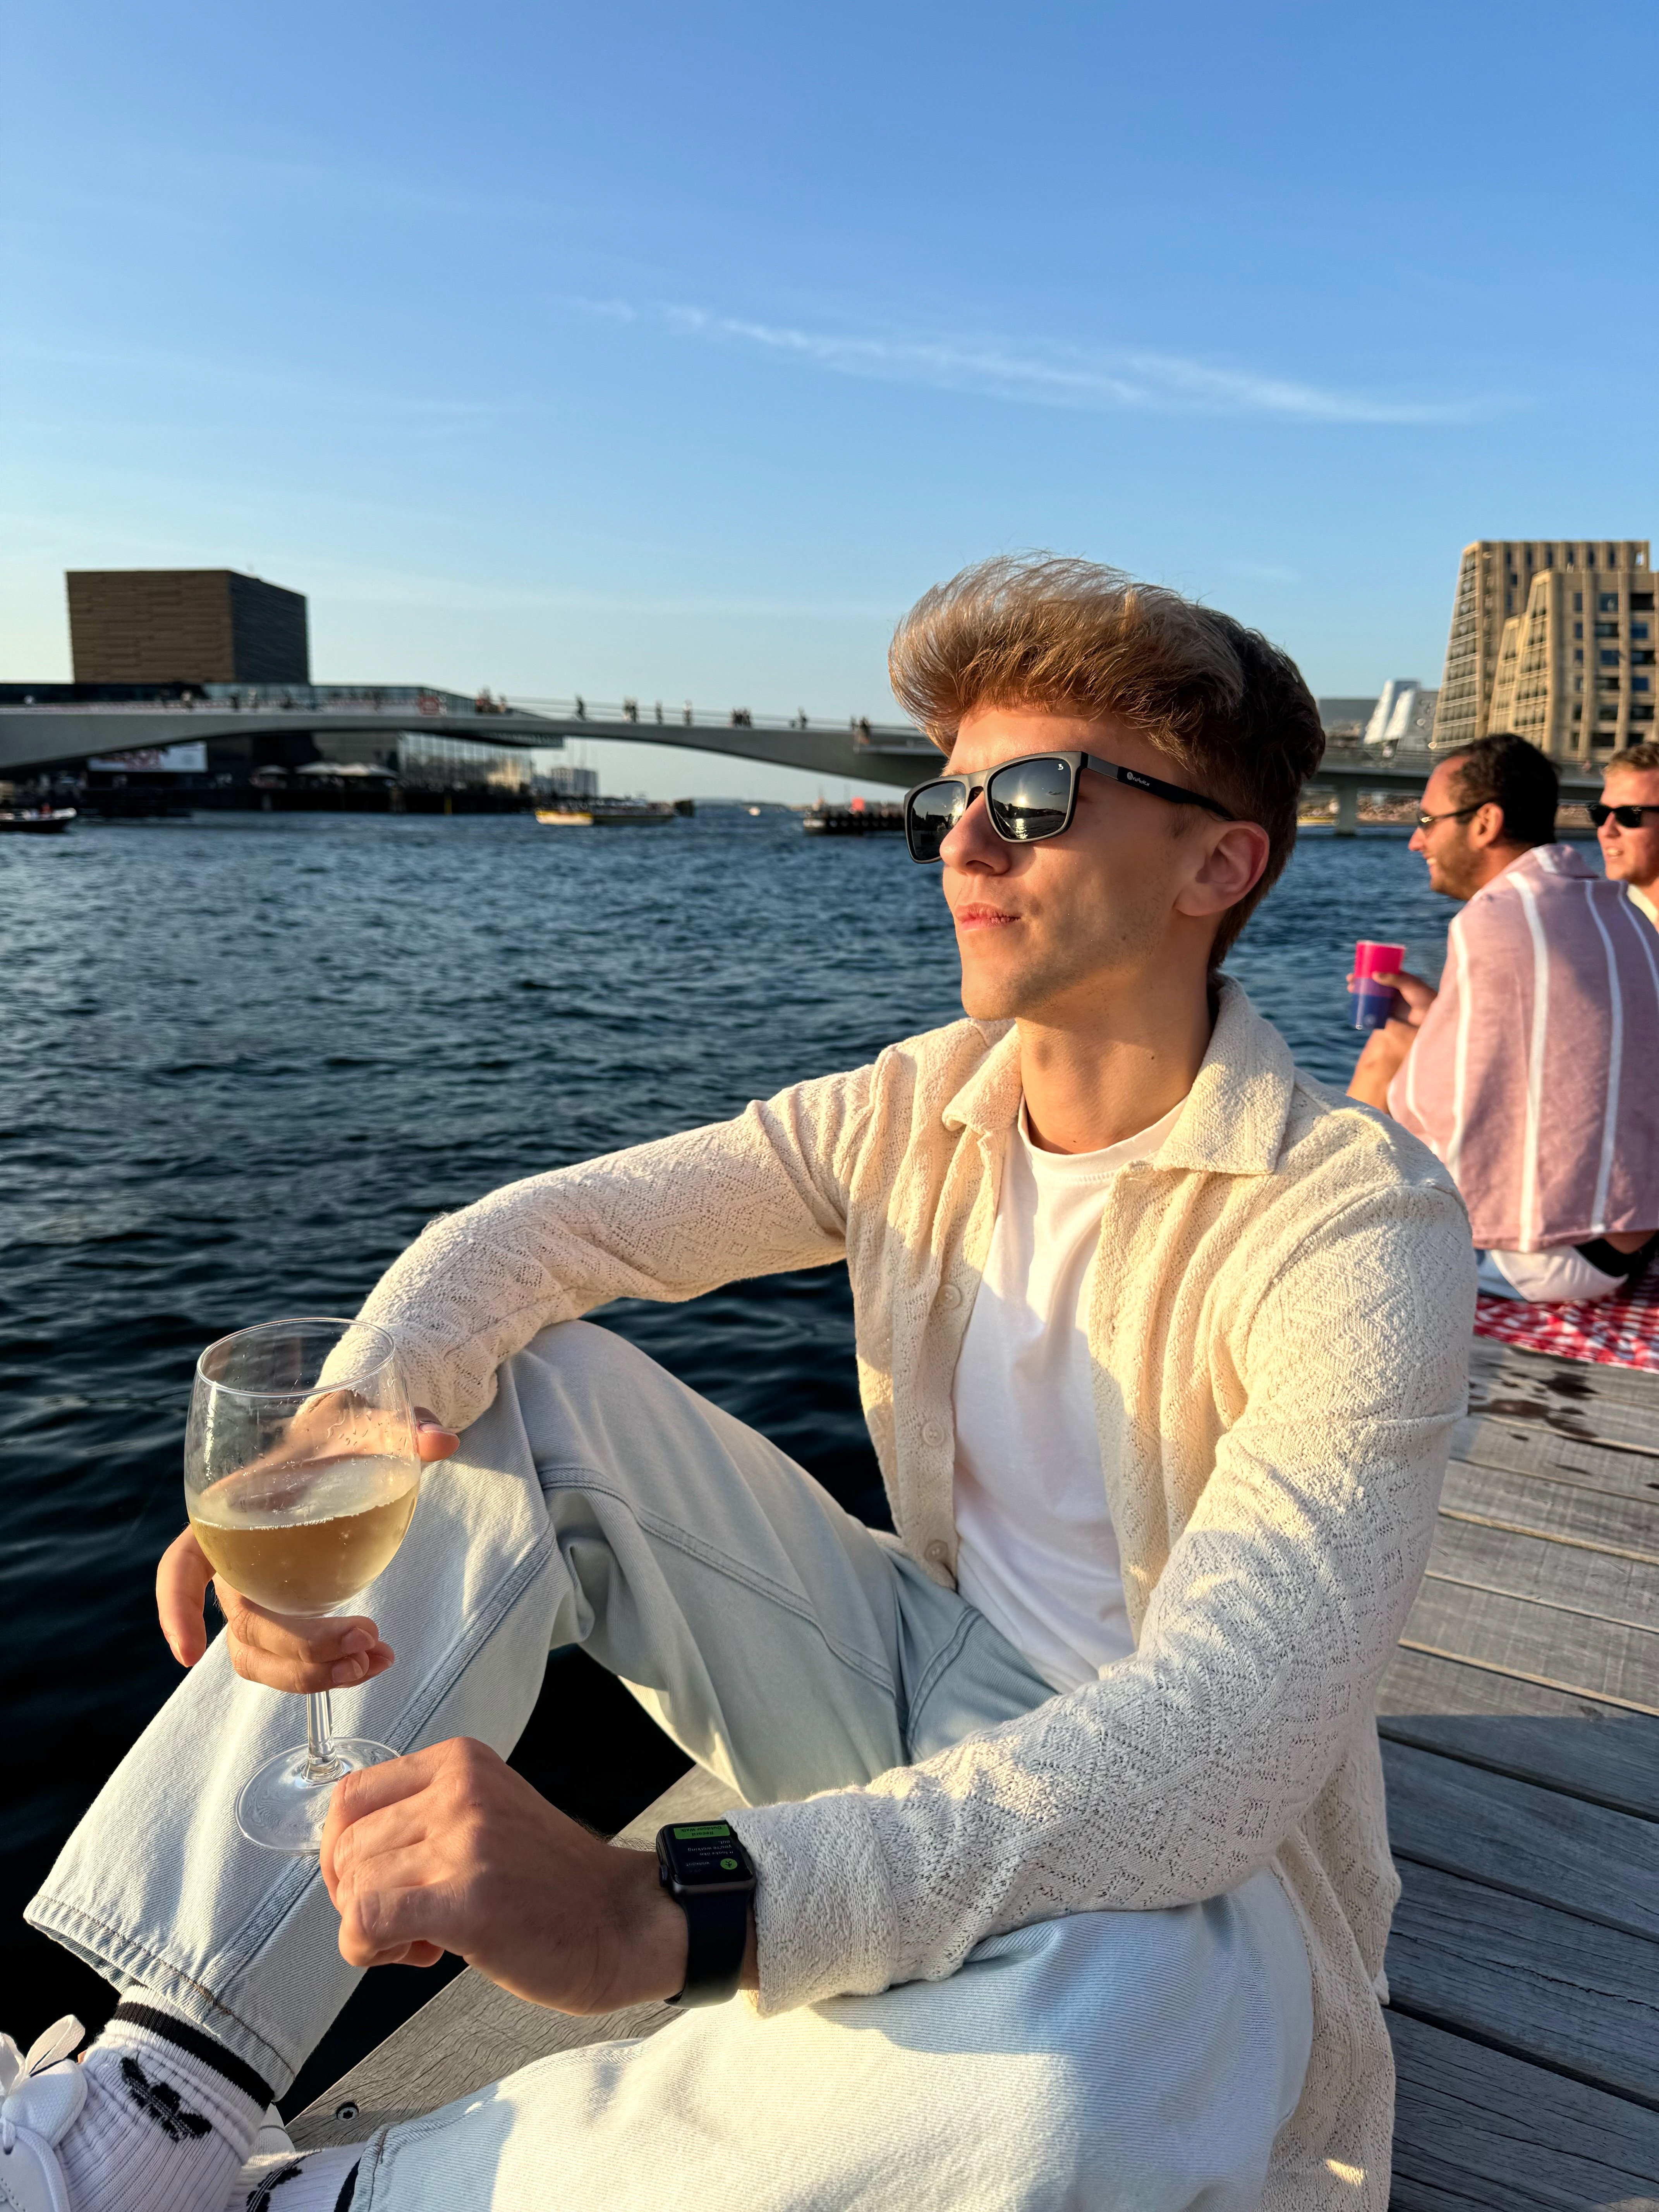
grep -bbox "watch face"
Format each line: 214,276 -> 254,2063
659,1819 -> 753,1889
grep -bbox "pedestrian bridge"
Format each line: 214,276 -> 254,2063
0,687 -> 1606,821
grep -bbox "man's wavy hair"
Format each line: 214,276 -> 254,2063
888,555 -> 1326,963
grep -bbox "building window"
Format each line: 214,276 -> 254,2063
1633,592 -> 1656,611
1574,592 -> 1584,611
1634,624 -> 1651,641
1635,677 -> 1652,693
1598,677 -> 1621,692
1635,703 -> 1656,722
1601,594 -> 1620,612
1633,649 -> 1655,666
1601,649 -> 1622,665
1600,706 -> 1620,721
1596,621 -> 1619,638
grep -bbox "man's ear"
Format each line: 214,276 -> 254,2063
1469,801 -> 1508,851
1175,821 -> 1270,919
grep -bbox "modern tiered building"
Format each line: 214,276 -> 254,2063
1431,540 -> 1656,762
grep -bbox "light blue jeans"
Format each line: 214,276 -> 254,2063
31,1322 -> 1312,2210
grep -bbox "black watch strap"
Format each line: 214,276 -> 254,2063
665,1887 -> 750,2009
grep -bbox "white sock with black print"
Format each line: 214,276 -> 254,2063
50,2000 -> 268,2212
228,2144 -> 362,2212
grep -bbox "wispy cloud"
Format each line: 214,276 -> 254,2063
572,297 -> 1477,425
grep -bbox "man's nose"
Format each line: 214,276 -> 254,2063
940,791 -> 1007,869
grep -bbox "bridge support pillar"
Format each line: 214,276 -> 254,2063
1334,784 -> 1360,837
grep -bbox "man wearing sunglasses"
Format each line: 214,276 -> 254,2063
1349,732 -> 1659,1303
1595,740 -> 1659,927
37,558 -> 1473,2212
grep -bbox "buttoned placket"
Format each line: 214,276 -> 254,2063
907,1119 -> 1007,1587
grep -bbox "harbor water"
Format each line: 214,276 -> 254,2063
1,807 -> 1459,2061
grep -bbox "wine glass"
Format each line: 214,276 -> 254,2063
185,1316 -> 422,1854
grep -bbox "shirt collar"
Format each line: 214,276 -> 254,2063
1467,841 -> 1594,905
941,978 -> 1296,1178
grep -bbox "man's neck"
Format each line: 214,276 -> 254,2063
1461,841 -> 1534,898
1017,988 -> 1213,1155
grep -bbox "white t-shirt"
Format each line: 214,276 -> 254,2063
951,1097 -> 1183,1694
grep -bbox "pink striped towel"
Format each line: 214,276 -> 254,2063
1389,843 -> 1659,1252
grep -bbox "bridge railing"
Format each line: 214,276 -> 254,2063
503,695 -> 930,745
4,686 -> 933,745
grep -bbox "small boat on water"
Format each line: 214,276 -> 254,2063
536,799 -> 678,828
0,807 -> 76,835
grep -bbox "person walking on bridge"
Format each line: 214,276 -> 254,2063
1349,733 -> 1659,1302
22,558 -> 1471,2212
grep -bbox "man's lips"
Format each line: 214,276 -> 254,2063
954,903 -> 1018,931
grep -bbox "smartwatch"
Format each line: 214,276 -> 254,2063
654,1818 -> 756,2008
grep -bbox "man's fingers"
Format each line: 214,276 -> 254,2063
156,1529 -> 215,1666
320,1742 -> 448,1893
335,1849 -> 457,1967
414,1408 -> 460,1463
222,1599 -> 392,1694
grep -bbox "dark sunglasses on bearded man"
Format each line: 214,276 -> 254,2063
903,749 -> 1235,864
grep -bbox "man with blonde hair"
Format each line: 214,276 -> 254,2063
1595,739 -> 1659,926
24,558 -> 1471,2212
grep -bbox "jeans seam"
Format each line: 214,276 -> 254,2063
902,1603 -> 981,1752
537,1462 -> 897,1696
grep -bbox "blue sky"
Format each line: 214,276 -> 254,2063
4,2 -> 1655,798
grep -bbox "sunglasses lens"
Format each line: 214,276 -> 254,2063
1622,807 -> 1647,829
987,756 -> 1074,842
906,781 -> 966,861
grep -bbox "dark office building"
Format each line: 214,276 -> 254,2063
66,569 -> 310,685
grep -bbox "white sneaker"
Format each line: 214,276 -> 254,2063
251,2107 -> 294,2160
0,2019 -> 87,2212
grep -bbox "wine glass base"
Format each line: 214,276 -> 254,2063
235,1737 -> 402,1855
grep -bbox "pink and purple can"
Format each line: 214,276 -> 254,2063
1352,941 -> 1406,1031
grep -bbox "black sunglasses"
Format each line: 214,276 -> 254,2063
904,750 -> 1234,864
1590,802 -> 1659,830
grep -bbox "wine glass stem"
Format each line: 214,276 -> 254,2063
303,1691 -> 343,1784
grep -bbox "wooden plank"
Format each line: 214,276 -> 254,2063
1425,1516 -> 1659,1633
1442,1455 -> 1659,1557
1470,1331 -> 1659,1416
1401,1576 -> 1659,1712
1381,1739 -> 1659,1941
1468,1342 -> 1659,1456
288,1767 -> 742,2150
1387,2012 -> 1659,2211
1386,1857 -> 1659,2104
1376,1647 -> 1659,1819
1453,1415 -> 1659,1503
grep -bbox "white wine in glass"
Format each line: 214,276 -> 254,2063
185,1317 -> 422,1854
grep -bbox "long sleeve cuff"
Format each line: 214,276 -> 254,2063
729,1793 -> 903,2015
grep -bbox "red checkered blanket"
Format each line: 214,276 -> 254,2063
1474,1271 -> 1659,1371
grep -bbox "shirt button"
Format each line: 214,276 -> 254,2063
921,1420 -> 946,1446
938,1281 -> 963,1308
924,1540 -> 951,1565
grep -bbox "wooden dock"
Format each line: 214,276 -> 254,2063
291,1332 -> 1659,2207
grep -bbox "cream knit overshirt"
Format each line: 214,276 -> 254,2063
359,980 -> 1475,2209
